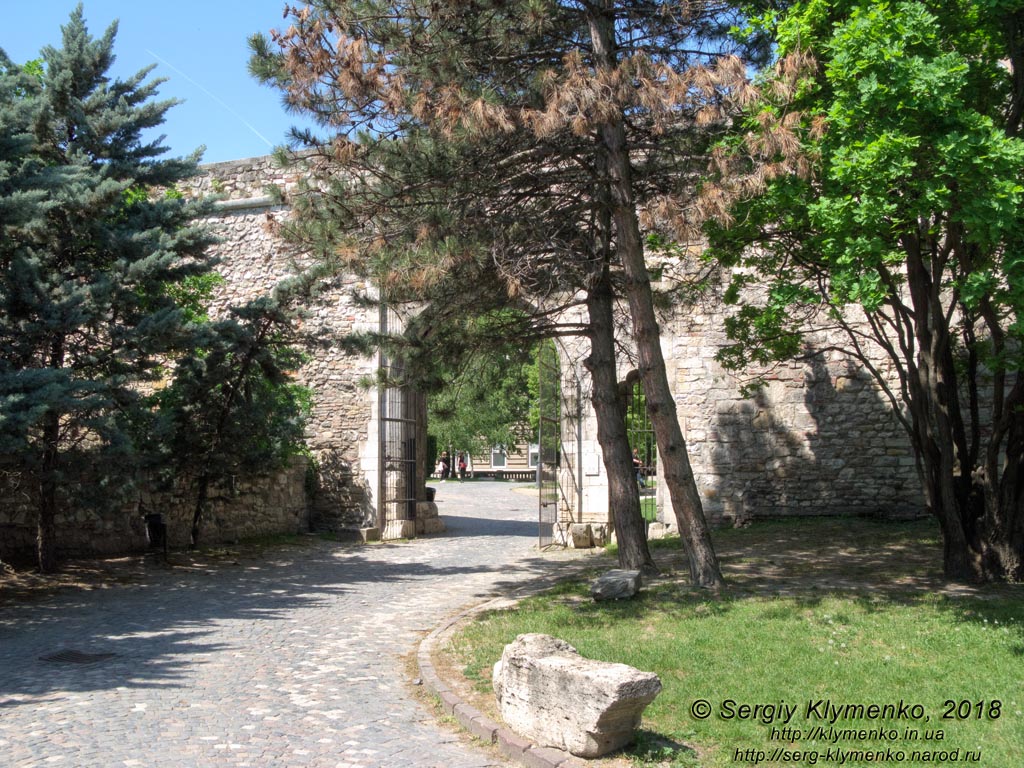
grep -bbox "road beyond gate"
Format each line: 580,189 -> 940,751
0,481 -> 591,768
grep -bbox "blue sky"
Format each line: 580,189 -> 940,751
4,2 -> 315,165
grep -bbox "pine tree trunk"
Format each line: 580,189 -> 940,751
37,409 -> 60,574
585,264 -> 657,574
588,2 -> 723,587
37,336 -> 66,574
191,474 -> 210,548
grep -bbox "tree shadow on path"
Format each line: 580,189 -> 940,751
0,481 -> 588,703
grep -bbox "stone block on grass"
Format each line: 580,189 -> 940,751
590,569 -> 642,601
492,633 -> 661,758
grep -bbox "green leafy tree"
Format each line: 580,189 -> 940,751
705,0 -> 1024,581
0,8 -> 215,572
427,331 -> 537,461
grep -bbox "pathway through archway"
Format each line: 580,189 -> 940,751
0,481 -> 586,768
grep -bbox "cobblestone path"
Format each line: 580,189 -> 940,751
0,481 -> 581,768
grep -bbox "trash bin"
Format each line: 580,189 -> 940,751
425,486 -> 436,502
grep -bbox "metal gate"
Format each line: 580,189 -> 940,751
378,304 -> 419,539
537,342 -> 584,547
626,378 -> 657,518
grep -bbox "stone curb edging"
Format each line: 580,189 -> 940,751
416,598 -> 588,768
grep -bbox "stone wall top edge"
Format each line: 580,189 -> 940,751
199,154 -> 276,171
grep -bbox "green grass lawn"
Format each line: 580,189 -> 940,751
443,518 -> 1023,767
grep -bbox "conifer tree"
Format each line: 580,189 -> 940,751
149,294 -> 311,548
0,8 -> 215,571
249,0 -> 764,584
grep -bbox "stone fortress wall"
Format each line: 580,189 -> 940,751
662,289 -> 922,523
550,272 -> 923,529
0,154 -> 923,563
184,156 -> 385,533
0,459 -> 308,563
0,156 -> 372,563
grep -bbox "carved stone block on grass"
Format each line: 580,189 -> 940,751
590,569 -> 642,601
492,633 -> 662,758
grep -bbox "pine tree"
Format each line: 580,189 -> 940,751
248,0 -> 766,584
0,7 -> 215,572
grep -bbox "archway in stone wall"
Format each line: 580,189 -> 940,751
416,324 -> 603,547
537,338 -> 584,547
192,156 -> 620,542
194,155 -> 925,546
542,334 -> 624,543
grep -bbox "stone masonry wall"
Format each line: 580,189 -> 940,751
188,156 -> 382,531
3,153 -> 924,564
0,461 -> 308,564
194,156 -> 923,532
0,155 -> 381,563
196,159 -> 925,527
663,278 -> 923,523
143,460 -> 310,550
553,274 -> 923,528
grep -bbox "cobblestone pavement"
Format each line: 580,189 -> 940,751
0,481 -> 590,768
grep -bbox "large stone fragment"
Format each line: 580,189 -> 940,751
415,501 -> 446,535
416,500 -> 440,519
569,523 -> 593,548
590,569 -> 642,601
492,633 -> 662,757
416,517 -> 446,535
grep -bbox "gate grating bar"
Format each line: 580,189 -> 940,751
379,305 -> 418,538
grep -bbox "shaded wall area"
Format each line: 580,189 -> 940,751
2,156 -> 379,563
664,285 -> 924,525
0,460 -> 309,564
